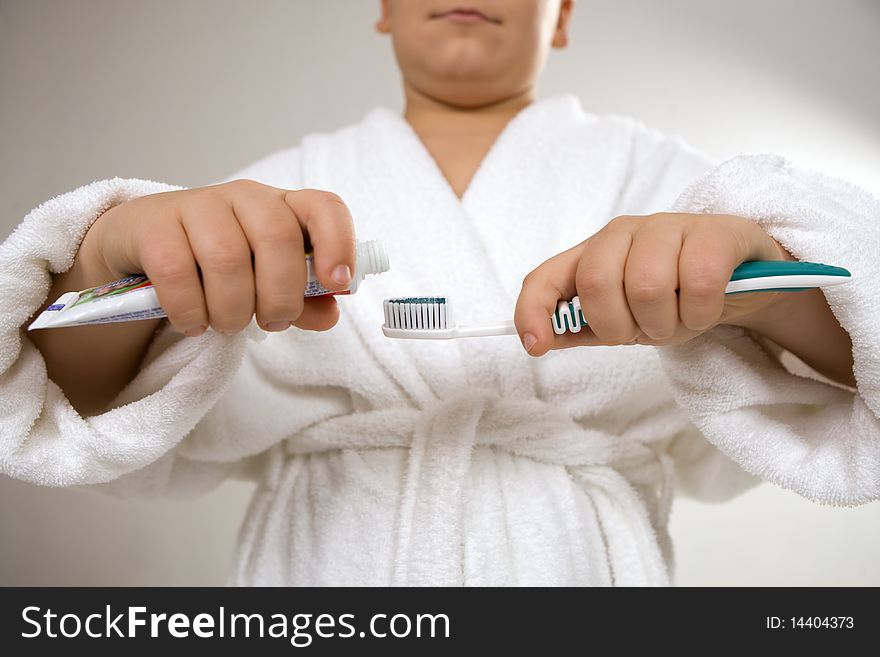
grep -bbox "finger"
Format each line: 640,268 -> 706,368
514,243 -> 583,356
575,228 -> 640,344
181,197 -> 255,334
677,222 -> 740,331
136,218 -> 208,336
282,189 -> 357,292
624,219 -> 681,340
231,191 -> 307,331
292,295 -> 340,331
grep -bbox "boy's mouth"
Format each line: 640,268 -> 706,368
430,7 -> 502,25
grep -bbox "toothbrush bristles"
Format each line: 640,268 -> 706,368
383,297 -> 449,330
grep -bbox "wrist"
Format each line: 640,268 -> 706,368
722,290 -> 790,334
58,208 -> 125,293
722,288 -> 856,387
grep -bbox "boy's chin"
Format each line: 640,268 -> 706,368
428,85 -> 517,109
407,75 -> 509,108
409,67 -> 525,108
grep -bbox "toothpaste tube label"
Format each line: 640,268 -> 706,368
30,260 -> 350,330
28,274 -> 164,330
303,253 -> 352,297
70,274 -> 153,307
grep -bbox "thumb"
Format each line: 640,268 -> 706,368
514,242 -> 584,356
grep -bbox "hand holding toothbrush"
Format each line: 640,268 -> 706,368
512,212 -> 855,386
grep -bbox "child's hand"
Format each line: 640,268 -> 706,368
80,180 -> 357,336
514,213 -> 791,355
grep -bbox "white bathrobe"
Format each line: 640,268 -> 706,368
2,95 -> 879,585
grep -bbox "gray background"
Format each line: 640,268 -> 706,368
1,0 -> 878,585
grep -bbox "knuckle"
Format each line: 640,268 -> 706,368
294,188 -> 347,209
318,190 -> 346,207
178,191 -> 230,221
521,269 -> 543,290
576,268 -> 614,296
626,279 -> 666,304
681,271 -> 723,301
147,259 -> 191,284
203,246 -> 250,275
682,281 -> 719,301
186,185 -> 216,202
259,222 -> 299,246
225,178 -> 262,195
176,193 -> 214,218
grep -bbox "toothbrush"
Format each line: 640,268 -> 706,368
381,260 -> 851,340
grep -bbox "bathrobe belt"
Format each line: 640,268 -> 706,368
281,393 -> 674,585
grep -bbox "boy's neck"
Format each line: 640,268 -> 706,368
403,84 -> 535,136
403,84 -> 535,198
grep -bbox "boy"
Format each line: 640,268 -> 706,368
2,1 -> 877,585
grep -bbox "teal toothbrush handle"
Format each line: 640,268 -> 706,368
725,260 -> 850,294
553,260 -> 851,334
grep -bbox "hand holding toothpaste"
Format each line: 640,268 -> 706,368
26,181 -> 365,415
61,180 -> 359,336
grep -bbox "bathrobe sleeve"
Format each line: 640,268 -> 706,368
0,147 -> 331,497
655,154 -> 880,506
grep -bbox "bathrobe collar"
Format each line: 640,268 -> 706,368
358,94 -> 596,310
314,95 -> 618,403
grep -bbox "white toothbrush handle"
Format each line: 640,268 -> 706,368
456,320 -> 518,338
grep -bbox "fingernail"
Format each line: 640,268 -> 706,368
266,321 -> 291,332
332,265 -> 352,286
185,325 -> 207,338
523,333 -> 537,353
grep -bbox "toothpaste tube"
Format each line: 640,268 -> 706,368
29,239 -> 390,330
